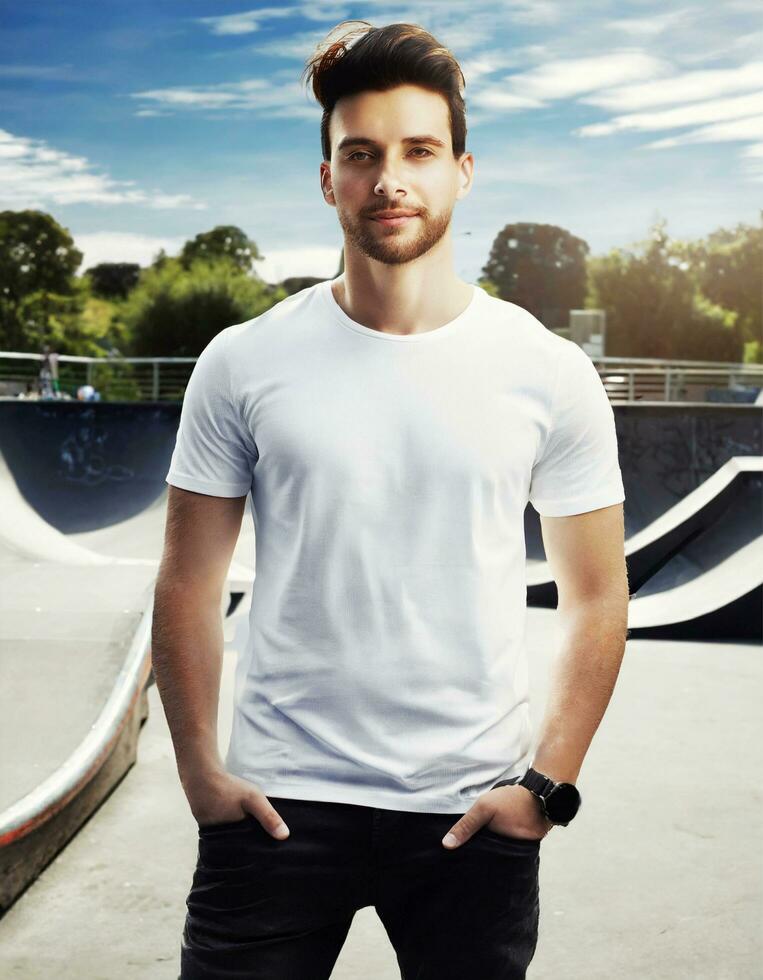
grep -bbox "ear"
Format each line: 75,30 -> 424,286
456,152 -> 474,200
320,161 -> 334,202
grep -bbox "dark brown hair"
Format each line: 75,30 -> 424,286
301,20 -> 467,162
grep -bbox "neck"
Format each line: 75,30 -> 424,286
333,254 -> 472,338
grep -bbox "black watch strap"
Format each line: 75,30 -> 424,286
519,767 -> 556,797
492,767 -> 580,826
492,768 -> 554,796
491,776 -> 520,789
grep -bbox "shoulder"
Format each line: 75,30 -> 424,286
224,283 -> 322,345
477,289 -> 577,376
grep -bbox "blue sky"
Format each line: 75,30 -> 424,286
1,1 -> 760,284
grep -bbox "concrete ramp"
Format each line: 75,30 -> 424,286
0,399 -> 254,915
528,457 -> 763,639
626,536 -> 762,640
0,396 -> 759,916
0,537 -> 156,915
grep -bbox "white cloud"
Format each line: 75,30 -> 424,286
72,235 -> 342,282
739,141 -> 763,182
246,32 -> 324,61
0,63 -> 80,80
576,90 -> 763,137
461,46 -> 551,87
242,1 -> 562,62
73,232 -> 187,271
474,147 -> 589,186
252,246 -> 342,283
194,6 -> 297,36
470,90 -> 544,111
497,52 -> 670,103
606,8 -> 693,38
504,1 -> 562,26
644,113 -> 763,148
129,78 -> 320,120
581,61 -> 763,111
0,129 -> 207,210
466,50 -> 675,124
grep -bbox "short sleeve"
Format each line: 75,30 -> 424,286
165,328 -> 257,497
528,340 -> 625,516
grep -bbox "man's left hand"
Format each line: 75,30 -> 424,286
442,784 -> 555,849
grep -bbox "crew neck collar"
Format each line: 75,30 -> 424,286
321,277 -> 482,343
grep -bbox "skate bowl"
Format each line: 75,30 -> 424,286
0,397 -> 760,915
0,399 -> 255,915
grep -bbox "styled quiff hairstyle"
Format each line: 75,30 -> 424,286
301,20 -> 467,162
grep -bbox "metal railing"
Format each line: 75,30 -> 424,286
0,350 -> 761,404
591,357 -> 763,403
0,351 -> 197,402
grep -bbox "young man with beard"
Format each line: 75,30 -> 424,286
153,19 -> 629,980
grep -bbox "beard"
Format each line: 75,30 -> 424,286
336,203 -> 454,266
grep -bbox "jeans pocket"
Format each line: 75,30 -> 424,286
196,816 -> 267,875
197,815 -> 253,834
479,826 -> 542,849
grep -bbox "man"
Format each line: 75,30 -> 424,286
153,20 -> 629,980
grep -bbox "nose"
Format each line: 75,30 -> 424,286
373,158 -> 408,201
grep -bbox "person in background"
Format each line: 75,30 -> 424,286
38,344 -> 61,399
76,383 -> 99,401
18,380 -> 39,400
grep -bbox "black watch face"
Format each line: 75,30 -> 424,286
545,783 -> 581,822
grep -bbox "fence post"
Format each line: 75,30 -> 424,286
152,361 -> 159,401
664,367 -> 671,402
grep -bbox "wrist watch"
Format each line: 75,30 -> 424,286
492,766 -> 582,826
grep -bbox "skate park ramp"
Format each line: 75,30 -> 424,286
0,529 -> 156,915
525,401 -> 762,562
525,403 -> 762,637
0,398 -> 255,915
0,398 -> 255,577
528,456 -> 763,639
0,396 -> 760,915
0,397 -> 760,636
625,458 -> 762,640
0,400 -> 179,534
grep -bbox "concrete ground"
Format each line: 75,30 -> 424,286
0,603 -> 760,979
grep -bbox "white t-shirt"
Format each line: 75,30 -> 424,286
165,278 -> 625,814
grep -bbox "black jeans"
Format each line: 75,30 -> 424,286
179,795 -> 541,979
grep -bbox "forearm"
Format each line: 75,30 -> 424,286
150,580 -> 226,788
531,593 -> 628,785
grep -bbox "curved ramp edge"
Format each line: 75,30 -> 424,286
0,587 -> 154,916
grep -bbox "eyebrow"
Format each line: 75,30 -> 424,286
336,135 -> 447,152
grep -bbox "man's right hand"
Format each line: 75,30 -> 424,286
184,767 -> 290,839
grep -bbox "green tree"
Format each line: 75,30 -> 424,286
122,255 -> 286,357
180,225 -> 263,274
673,222 -> 762,364
586,218 -> 743,361
476,277 -> 499,298
84,262 -> 141,299
0,209 -> 83,349
15,276 -> 127,359
481,222 -> 589,329
280,276 -> 326,296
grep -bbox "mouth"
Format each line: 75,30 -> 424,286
370,214 -> 419,228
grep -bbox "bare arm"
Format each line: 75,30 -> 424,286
151,485 -> 246,787
441,501 -> 630,849
151,486 -> 290,837
531,501 -> 630,784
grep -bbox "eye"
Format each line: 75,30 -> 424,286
346,147 -> 434,161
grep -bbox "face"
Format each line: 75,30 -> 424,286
320,84 -> 473,266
